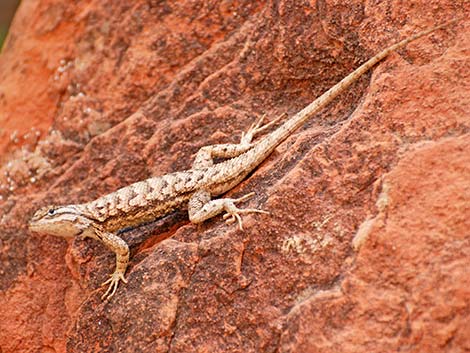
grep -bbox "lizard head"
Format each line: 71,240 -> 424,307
29,205 -> 91,238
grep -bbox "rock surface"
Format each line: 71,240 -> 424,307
0,1 -> 468,352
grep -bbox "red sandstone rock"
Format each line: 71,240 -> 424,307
0,1 -> 468,352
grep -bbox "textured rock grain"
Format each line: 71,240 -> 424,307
0,1 -> 468,352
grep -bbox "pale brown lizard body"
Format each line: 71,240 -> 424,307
29,20 -> 455,300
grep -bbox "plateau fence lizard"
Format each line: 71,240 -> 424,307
29,20 -> 457,300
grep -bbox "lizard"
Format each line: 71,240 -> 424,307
29,19 -> 456,301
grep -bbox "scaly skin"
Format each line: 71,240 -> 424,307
29,19 -> 456,300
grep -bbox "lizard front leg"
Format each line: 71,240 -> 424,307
92,227 -> 129,300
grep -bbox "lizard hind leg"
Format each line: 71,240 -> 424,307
192,112 -> 288,170
189,113 -> 282,227
188,191 -> 270,230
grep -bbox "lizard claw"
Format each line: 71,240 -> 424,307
222,192 -> 270,230
101,271 -> 127,301
241,112 -> 288,145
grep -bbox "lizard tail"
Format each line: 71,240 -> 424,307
246,18 -> 458,169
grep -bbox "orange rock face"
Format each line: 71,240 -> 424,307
0,1 -> 468,352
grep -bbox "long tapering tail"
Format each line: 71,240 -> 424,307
245,18 -> 457,169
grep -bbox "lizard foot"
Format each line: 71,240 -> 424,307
241,112 -> 288,145
101,271 -> 128,301
222,192 -> 270,230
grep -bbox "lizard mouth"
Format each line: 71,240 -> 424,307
28,219 -> 44,233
